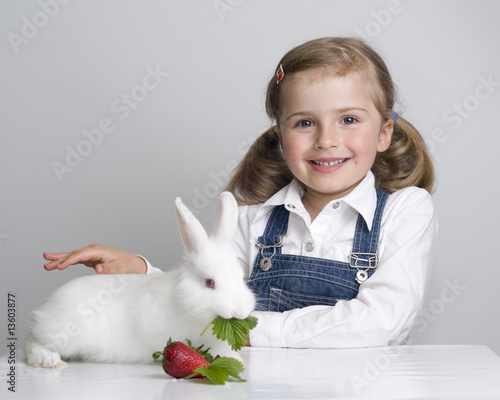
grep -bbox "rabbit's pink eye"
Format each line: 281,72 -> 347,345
205,279 -> 215,289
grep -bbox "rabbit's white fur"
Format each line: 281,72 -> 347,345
25,192 -> 255,368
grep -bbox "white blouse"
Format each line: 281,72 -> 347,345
145,171 -> 438,349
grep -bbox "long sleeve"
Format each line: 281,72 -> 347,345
136,255 -> 164,274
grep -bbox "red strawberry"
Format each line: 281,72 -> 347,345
153,338 -> 246,384
155,340 -> 210,379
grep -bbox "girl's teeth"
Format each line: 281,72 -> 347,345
313,159 -> 346,167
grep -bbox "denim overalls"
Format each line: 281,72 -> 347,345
247,189 -> 389,312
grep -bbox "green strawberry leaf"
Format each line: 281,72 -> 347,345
202,316 -> 258,351
191,364 -> 228,385
189,357 -> 246,385
211,357 -> 246,382
152,351 -> 163,363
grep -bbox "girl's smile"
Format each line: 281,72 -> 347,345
309,157 -> 348,172
276,68 -> 393,217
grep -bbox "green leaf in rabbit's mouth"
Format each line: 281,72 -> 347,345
201,315 -> 258,351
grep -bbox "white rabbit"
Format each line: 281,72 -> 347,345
25,192 -> 255,368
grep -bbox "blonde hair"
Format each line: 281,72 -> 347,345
226,37 -> 435,205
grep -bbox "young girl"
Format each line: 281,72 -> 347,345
44,37 -> 437,349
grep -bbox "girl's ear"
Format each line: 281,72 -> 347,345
377,119 -> 393,152
274,125 -> 283,149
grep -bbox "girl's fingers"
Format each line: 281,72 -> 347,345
44,258 -> 71,271
43,254 -> 68,270
43,252 -> 72,270
43,248 -> 99,271
58,251 -> 95,270
43,252 -> 69,261
44,260 -> 61,270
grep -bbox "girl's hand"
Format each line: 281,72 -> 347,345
43,244 -> 147,274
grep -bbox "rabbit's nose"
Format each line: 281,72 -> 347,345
217,309 -> 233,319
219,307 -> 242,320
230,307 -> 252,320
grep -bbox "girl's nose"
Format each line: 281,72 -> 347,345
314,124 -> 340,149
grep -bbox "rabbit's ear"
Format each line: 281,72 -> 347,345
213,191 -> 239,243
175,197 -> 209,254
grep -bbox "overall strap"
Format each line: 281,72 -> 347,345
349,189 -> 390,278
256,205 -> 289,253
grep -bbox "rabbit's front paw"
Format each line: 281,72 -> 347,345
26,347 -> 67,368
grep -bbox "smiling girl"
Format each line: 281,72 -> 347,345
226,37 -> 437,348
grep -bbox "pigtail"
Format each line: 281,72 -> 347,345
372,116 -> 435,193
225,128 -> 293,206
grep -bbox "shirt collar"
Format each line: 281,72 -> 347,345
341,171 -> 378,231
254,171 -> 378,230
254,179 -> 304,221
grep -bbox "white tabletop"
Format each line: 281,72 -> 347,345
2,345 -> 500,399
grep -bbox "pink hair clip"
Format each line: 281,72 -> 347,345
276,64 -> 284,85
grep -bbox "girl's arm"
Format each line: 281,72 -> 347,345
245,187 -> 438,348
43,243 -> 162,274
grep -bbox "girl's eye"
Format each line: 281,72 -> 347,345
341,116 -> 357,125
205,278 -> 215,289
297,120 -> 314,128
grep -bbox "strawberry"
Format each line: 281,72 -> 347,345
153,339 -> 210,379
153,338 -> 246,384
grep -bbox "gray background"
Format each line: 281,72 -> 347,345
1,0 -> 499,355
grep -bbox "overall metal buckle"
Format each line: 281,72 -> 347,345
348,252 -> 378,284
256,237 -> 283,271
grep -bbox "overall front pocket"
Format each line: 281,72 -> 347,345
268,286 -> 343,313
